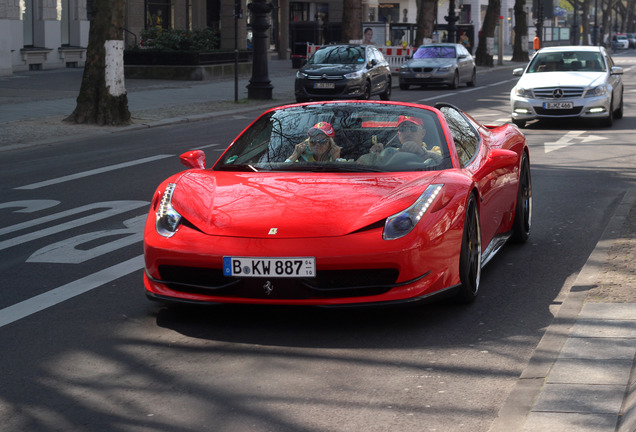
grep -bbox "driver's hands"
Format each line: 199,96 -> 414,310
400,141 -> 426,156
369,142 -> 384,154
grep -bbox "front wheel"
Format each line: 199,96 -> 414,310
455,194 -> 481,304
449,71 -> 459,89
512,119 -> 526,128
512,153 -> 532,243
362,80 -> 371,100
380,77 -> 392,100
614,92 -> 624,119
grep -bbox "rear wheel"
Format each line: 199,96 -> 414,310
380,77 -> 392,100
455,194 -> 481,303
449,71 -> 459,89
512,153 -> 532,243
467,69 -> 476,87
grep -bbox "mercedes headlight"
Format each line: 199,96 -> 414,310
156,183 -> 182,238
586,85 -> 608,97
383,184 -> 443,240
515,87 -> 533,98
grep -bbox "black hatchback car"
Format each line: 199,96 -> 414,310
295,45 -> 392,103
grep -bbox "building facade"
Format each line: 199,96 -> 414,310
0,0 -> 521,76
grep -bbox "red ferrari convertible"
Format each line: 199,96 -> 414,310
144,101 -> 531,306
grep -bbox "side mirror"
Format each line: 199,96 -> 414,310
610,66 -> 623,75
180,150 -> 206,169
512,67 -> 524,76
474,149 -> 518,181
368,59 -> 378,67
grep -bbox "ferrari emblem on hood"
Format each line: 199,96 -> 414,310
268,228 -> 278,235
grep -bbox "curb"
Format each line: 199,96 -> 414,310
488,188 -> 636,432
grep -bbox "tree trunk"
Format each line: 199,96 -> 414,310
415,0 -> 436,46
512,0 -> 529,62
341,0 -> 362,43
475,0 -> 501,67
66,0 -> 130,126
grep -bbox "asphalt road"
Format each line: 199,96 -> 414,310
1,64 -> 635,432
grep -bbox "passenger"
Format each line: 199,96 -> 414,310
285,122 -> 342,162
358,115 -> 442,165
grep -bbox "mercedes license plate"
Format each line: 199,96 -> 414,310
544,101 -> 573,109
223,257 -> 316,278
314,82 -> 335,89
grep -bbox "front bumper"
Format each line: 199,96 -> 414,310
510,93 -> 612,122
294,77 -> 366,100
399,69 -> 454,86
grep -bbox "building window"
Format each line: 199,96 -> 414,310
61,0 -> 70,45
146,0 -> 171,29
290,2 -> 310,22
22,0 -> 34,47
379,3 -> 399,23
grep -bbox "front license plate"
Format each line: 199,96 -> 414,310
314,82 -> 335,89
223,257 -> 316,278
415,73 -> 430,78
544,101 -> 573,109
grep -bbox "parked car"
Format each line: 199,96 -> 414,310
612,34 -> 630,50
625,33 -> 636,48
143,100 -> 532,307
294,44 -> 392,103
510,45 -> 624,128
398,43 -> 476,90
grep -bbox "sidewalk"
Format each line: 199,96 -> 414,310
1,49 -> 635,432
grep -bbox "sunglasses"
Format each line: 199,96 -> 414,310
310,138 -> 329,145
398,125 -> 420,133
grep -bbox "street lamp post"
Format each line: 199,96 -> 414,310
246,0 -> 274,100
445,0 -> 459,43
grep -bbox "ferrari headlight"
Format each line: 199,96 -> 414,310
156,183 -> 182,238
586,85 -> 607,97
383,184 -> 443,240
515,87 -> 533,98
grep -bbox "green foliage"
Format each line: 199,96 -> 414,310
137,28 -> 219,52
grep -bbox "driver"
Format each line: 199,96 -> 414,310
358,115 -> 442,165
285,122 -> 342,162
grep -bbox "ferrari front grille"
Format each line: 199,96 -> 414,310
157,265 -> 399,299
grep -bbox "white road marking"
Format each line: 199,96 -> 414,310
544,131 -> 608,153
417,78 -> 516,102
27,214 -> 146,264
0,201 -> 149,249
0,200 -> 60,213
0,255 -> 145,328
15,154 -> 173,190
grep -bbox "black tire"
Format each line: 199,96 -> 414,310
449,71 -> 459,89
380,77 -> 392,100
614,92 -> 624,119
467,69 -> 476,87
399,83 -> 410,90
603,98 -> 614,127
455,194 -> 481,303
512,152 -> 532,243
362,80 -> 371,100
512,119 -> 526,128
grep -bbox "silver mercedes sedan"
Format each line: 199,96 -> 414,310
510,46 -> 623,128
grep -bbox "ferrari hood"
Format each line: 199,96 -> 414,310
516,72 -> 606,89
170,170 -> 442,238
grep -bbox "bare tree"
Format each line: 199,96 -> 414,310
415,0 -> 436,46
475,0 -> 501,66
512,0 -> 529,62
341,0 -> 363,43
66,0 -> 130,125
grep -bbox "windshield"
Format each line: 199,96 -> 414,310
413,46 -> 456,59
214,103 -> 452,173
309,46 -> 366,65
526,51 -> 606,72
